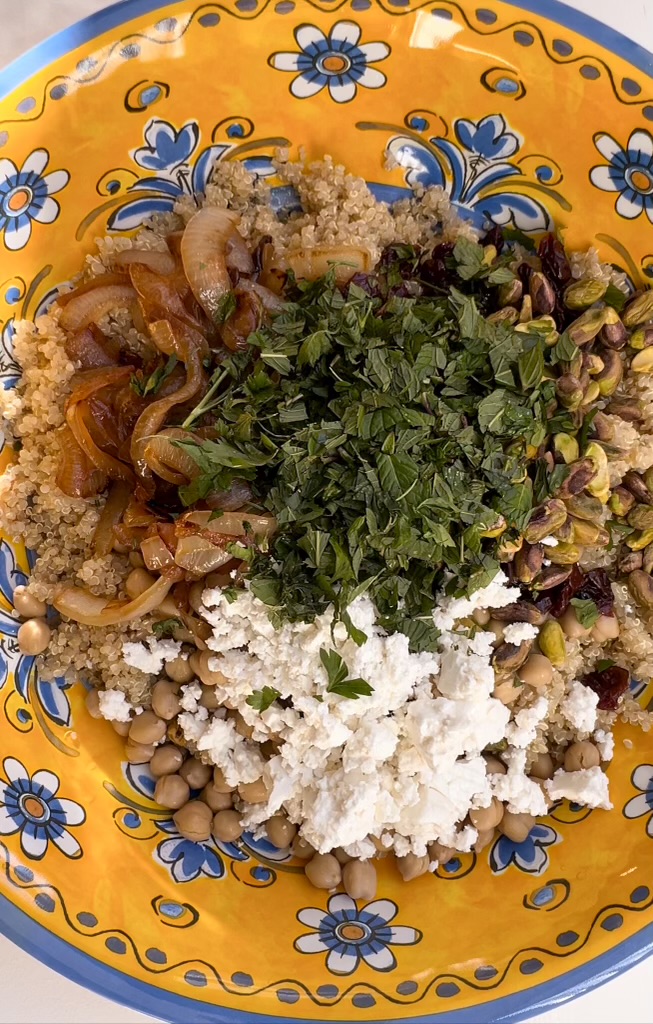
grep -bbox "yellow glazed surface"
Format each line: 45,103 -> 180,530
1,2 -> 653,1021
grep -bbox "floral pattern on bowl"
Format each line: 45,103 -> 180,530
1,2 -> 653,1023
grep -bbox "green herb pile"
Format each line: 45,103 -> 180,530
175,240 -> 581,652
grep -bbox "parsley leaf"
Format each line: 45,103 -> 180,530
246,686 -> 281,712
213,291 -> 237,325
131,355 -> 178,397
152,617 -> 182,639
571,597 -> 600,629
319,648 -> 373,699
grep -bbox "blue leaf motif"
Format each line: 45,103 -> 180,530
476,192 -> 551,232
35,677 -> 71,727
0,607 -> 20,639
134,120 -> 199,172
242,155 -> 277,179
455,114 -> 519,160
0,538 -> 28,605
129,177 -> 184,198
14,654 -> 36,700
125,761 -> 157,800
463,162 -> 521,203
430,138 -> 468,201
108,197 -> 177,232
386,136 -> 446,190
192,144 -> 230,195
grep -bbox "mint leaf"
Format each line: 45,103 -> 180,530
571,597 -> 600,629
551,331 -> 579,363
298,330 -> 331,367
246,686 -> 281,712
152,617 -> 182,639
518,342 -> 544,391
603,284 -> 627,312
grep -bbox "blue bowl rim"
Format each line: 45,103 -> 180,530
0,1 -> 652,1022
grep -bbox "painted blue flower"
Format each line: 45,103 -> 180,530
386,114 -> 551,232
455,114 -> 519,161
591,129 -> 653,223
623,764 -> 653,838
0,149 -> 69,251
489,822 -> 559,875
109,117 -> 276,232
0,756 -> 85,859
154,816 -> 247,883
294,894 -> 421,975
270,21 -> 389,104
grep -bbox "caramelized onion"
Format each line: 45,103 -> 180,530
66,401 -> 137,487
56,273 -> 130,307
55,425 -> 107,497
129,263 -> 204,335
180,206 -> 244,318
53,571 -> 181,626
67,364 -> 133,405
141,534 -> 176,572
142,428 -> 200,485
64,324 -> 122,368
113,249 -> 177,276
205,480 -> 253,511
222,288 -> 263,352
237,277 -> 285,314
178,510 -> 277,538
58,283 -> 137,332
92,482 -> 131,555
226,233 -> 254,275
174,535 -> 232,574
263,244 -> 372,286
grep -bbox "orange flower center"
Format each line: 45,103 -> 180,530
630,169 -> 652,193
322,55 -> 348,73
339,924 -> 366,941
23,796 -> 47,819
6,188 -> 31,212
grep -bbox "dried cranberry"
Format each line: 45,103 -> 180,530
349,271 -> 383,299
574,569 -> 615,616
533,565 -> 583,617
518,261 -> 533,290
481,223 -> 505,254
538,233 -> 572,288
420,243 -> 456,289
581,665 -> 630,711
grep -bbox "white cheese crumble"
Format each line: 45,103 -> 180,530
97,688 -> 133,723
491,749 -> 548,815
546,766 -> 612,809
594,728 -> 615,762
560,680 -> 599,734
431,570 -> 521,631
505,696 -> 548,749
502,622 -> 539,645
122,636 -> 182,675
541,536 -> 559,547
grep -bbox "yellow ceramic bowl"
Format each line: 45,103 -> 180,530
1,2 -> 653,1021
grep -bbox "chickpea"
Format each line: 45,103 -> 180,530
112,718 -> 131,737
333,847 -> 352,865
483,754 -> 507,775
396,853 -> 430,881
150,744 -> 185,777
125,568 -> 155,600
487,618 -> 506,644
428,842 -> 456,865
238,778 -> 268,804
499,811 -> 535,843
13,585 -> 46,618
17,618 -> 51,656
212,809 -> 243,843
305,853 -> 342,890
343,859 -> 377,900
85,688 -> 102,719
174,800 -> 212,842
518,653 -> 553,690
291,836 -> 315,860
201,783 -> 233,813
472,608 -> 491,626
558,605 -> 591,639
564,740 -> 601,771
529,751 -> 555,780
155,595 -> 180,618
231,711 -> 254,740
591,614 -> 620,643
195,650 -> 228,687
128,551 -> 145,569
470,797 -> 504,831
151,680 -> 181,721
155,774 -> 190,809
199,685 -> 220,710
125,741 -> 156,763
494,678 -> 521,705
129,710 -> 167,745
474,828 -> 496,853
165,655 -> 194,684
213,766 -> 235,794
266,815 -> 297,849
179,757 -> 212,790
189,581 -> 206,615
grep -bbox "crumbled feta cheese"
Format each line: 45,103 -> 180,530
179,683 -> 202,713
541,536 -> 559,547
122,636 -> 182,674
546,766 -> 612,809
594,728 -> 615,762
505,696 -> 548,748
560,680 -> 599,734
432,570 -> 521,631
503,622 -> 539,645
97,688 -> 133,723
491,747 -> 549,816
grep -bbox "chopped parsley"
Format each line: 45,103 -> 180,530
173,256 -> 567,651
246,686 -> 281,712
319,649 -> 373,700
152,617 -> 183,639
131,355 -> 178,397
570,598 -> 600,630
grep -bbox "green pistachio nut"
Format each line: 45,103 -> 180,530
600,318 -> 628,350
556,374 -> 584,410
631,347 -> 653,373
595,349 -> 623,397
629,327 -> 653,350
547,542 -> 582,564
523,498 -> 568,543
627,569 -> 653,607
567,308 -> 611,347
498,278 -> 523,306
529,272 -> 556,315
565,493 -> 604,521
564,278 -> 608,310
570,517 -> 601,545
622,290 -> 653,328
553,433 -> 580,465
628,505 -> 653,531
537,619 -> 567,668
584,442 -> 610,501
487,306 -> 519,325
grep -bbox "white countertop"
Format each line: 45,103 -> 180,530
1,1 -> 652,1021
